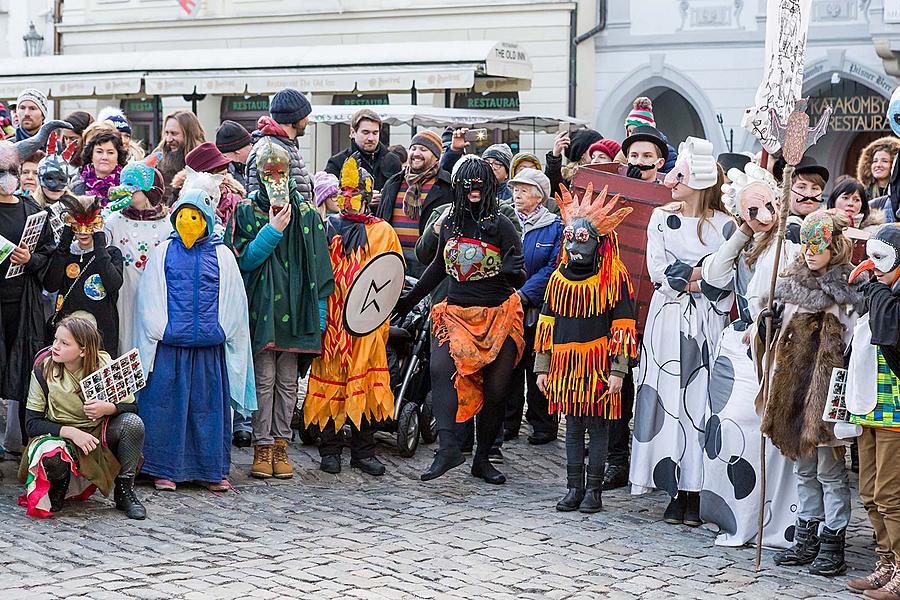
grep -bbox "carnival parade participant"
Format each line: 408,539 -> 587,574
228,140 -> 333,480
44,195 -> 124,356
104,160 -> 171,353
0,122 -> 71,454
306,156 -> 402,476
785,157 -> 828,243
845,224 -> 900,595
826,176 -> 883,233
700,163 -> 800,549
630,137 -> 733,526
533,184 -> 636,513
19,316 -> 146,519
762,210 -> 864,576
134,189 -> 256,491
394,156 -> 526,485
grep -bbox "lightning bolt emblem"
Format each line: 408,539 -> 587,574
362,278 -> 391,314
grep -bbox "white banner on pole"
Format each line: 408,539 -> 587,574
741,0 -> 813,152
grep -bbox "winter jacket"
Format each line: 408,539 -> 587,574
374,168 -> 454,234
246,116 -> 313,202
228,161 -> 248,191
871,194 -> 899,224
325,140 -> 402,191
856,136 -> 900,199
519,209 -> 563,307
760,262 -> 865,460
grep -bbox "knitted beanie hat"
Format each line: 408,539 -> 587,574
313,171 -> 339,207
588,139 -> 622,160
410,130 -> 443,159
625,97 -> 655,129
482,143 -> 513,174
270,88 -> 312,125
17,88 -> 48,118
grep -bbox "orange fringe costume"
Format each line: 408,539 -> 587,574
305,219 -> 402,431
432,293 -> 525,422
534,184 -> 638,418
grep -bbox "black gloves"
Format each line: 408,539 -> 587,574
757,303 -> 785,343
393,293 -> 415,321
626,163 -> 644,179
500,247 -> 525,276
664,260 -> 693,293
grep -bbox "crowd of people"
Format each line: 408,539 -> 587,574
2,87 -> 900,595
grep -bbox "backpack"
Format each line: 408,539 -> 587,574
31,346 -> 53,399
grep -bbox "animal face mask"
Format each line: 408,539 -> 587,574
563,217 -> 600,269
37,155 -> 70,192
339,155 -> 373,213
256,141 -> 290,207
663,137 -> 717,191
176,206 -> 207,249
183,166 -> 224,209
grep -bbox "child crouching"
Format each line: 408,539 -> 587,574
534,185 -> 636,512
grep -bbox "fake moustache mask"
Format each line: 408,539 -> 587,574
256,140 -> 291,207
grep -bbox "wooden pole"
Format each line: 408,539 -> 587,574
754,160 -> 793,571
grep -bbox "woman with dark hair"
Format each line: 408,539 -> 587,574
60,111 -> 94,169
394,155 -> 526,484
826,176 -> 884,232
71,132 -> 127,204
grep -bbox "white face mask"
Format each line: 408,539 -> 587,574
0,172 -> 19,195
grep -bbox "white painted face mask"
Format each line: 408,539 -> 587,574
0,172 -> 19,195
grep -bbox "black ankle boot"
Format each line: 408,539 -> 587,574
471,459 -> 506,484
773,519 -> 820,566
556,465 -> 585,512
579,465 -> 604,513
663,492 -> 686,524
808,527 -> 847,576
47,471 -> 70,513
114,476 -> 147,520
683,491 -> 702,527
421,449 -> 465,481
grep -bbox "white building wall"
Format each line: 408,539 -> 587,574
53,0 -> 582,164
593,0 -> 898,181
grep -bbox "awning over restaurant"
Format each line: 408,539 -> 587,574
308,105 -> 587,133
0,41 -> 532,98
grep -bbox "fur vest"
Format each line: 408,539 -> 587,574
760,262 -> 865,460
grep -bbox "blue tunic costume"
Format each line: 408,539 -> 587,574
134,190 -> 256,483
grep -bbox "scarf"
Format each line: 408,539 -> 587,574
401,162 -> 439,221
516,205 -> 548,234
80,164 -> 123,204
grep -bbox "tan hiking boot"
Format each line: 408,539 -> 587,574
251,444 -> 274,479
863,561 -> 900,599
272,438 -> 294,479
849,556 -> 895,593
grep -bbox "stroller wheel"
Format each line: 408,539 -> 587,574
420,391 -> 437,444
396,402 -> 420,458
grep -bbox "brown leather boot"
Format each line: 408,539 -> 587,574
272,438 -> 294,479
849,556 -> 895,593
251,444 -> 274,479
862,560 -> 900,599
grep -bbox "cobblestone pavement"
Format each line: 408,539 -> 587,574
0,426 -> 877,599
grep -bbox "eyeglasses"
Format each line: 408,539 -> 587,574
484,159 -> 504,169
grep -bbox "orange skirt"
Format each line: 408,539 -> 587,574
432,293 -> 525,422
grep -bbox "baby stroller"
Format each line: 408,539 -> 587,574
380,280 -> 436,457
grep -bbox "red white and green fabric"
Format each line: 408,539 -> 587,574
18,435 -> 96,518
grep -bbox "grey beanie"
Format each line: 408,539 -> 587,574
482,143 -> 513,174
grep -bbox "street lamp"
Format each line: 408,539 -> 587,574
23,22 -> 44,57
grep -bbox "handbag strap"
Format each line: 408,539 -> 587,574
57,255 -> 96,315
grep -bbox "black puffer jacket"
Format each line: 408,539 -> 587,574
324,140 -> 402,191
246,119 -> 313,202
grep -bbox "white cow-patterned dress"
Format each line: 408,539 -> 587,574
699,228 -> 800,549
630,207 -> 735,497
